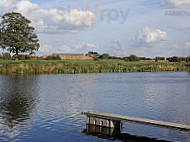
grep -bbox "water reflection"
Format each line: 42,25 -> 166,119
82,125 -> 171,142
0,75 -> 39,139
0,72 -> 189,141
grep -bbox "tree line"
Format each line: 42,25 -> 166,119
87,51 -> 190,62
1,49 -> 190,63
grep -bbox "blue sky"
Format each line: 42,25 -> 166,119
0,0 -> 190,58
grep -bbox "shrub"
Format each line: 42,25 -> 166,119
93,58 -> 99,61
180,57 -> 187,62
2,53 -> 11,60
139,57 -> 152,61
154,57 -> 165,62
30,55 -> 37,60
12,54 -> 31,60
25,55 -> 31,60
123,57 -> 130,62
129,55 -> 139,61
167,56 -> 181,62
45,56 -> 53,60
45,55 -> 61,60
0,54 -> 2,59
37,56 -> 44,60
19,54 -> 26,60
99,53 -> 110,59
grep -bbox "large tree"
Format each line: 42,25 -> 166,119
0,12 -> 40,57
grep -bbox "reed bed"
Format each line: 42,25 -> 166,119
0,59 -> 190,75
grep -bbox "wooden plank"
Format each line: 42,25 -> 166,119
82,111 -> 190,131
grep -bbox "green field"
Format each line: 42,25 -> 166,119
0,59 -> 190,75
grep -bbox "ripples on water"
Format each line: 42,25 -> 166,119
0,72 -> 190,142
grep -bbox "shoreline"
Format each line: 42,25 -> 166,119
0,59 -> 190,75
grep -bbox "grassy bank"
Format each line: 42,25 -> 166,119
0,59 -> 190,75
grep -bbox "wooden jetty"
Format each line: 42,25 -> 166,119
82,111 -> 190,131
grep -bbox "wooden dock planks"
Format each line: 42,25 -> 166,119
82,111 -> 190,131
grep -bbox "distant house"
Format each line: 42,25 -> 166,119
52,53 -> 93,60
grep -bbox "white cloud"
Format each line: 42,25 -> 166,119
164,0 -> 190,8
108,39 -> 127,57
39,44 -> 73,54
0,0 -> 15,10
15,0 -> 38,13
59,46 -> 73,52
134,26 -> 169,44
185,42 -> 190,49
0,0 -> 96,33
39,44 -> 52,52
73,42 -> 99,49
38,42 -> 99,55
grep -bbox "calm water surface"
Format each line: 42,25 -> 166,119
0,72 -> 190,142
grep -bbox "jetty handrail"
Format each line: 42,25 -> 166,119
82,111 -> 190,131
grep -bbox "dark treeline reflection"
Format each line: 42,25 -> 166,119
0,75 -> 39,128
82,125 -> 171,142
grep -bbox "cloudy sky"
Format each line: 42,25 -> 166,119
0,0 -> 190,58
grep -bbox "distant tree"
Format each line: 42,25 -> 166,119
176,57 -> 181,62
88,51 -> 99,55
139,57 -> 152,61
166,57 -> 171,62
128,54 -> 139,61
0,12 -> 40,59
154,57 -> 165,60
87,51 -> 100,58
187,55 -> 190,62
154,57 -> 165,62
166,56 -> 181,62
139,57 -> 147,60
99,53 -> 110,59
155,58 -> 159,62
123,57 -> 130,62
109,56 -> 122,60
179,57 -> 186,62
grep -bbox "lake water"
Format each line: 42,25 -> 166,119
0,72 -> 190,142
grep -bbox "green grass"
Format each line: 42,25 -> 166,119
0,59 -> 190,75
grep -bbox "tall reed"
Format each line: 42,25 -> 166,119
0,60 -> 190,75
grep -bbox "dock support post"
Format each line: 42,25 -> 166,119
86,116 -> 121,129
109,120 -> 121,129
86,116 -> 90,124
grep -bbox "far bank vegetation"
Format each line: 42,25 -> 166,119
0,59 -> 190,75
